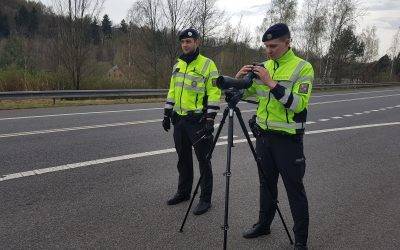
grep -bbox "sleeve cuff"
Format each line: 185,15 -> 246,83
270,83 -> 286,100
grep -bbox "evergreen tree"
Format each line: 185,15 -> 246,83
0,13 -> 10,38
89,19 -> 101,44
15,5 -> 30,34
101,14 -> 112,38
28,7 -> 39,37
120,19 -> 128,33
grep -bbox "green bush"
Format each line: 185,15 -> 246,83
0,66 -> 68,91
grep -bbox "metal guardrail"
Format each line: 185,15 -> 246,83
0,89 -> 169,100
0,83 -> 398,101
314,82 -> 399,89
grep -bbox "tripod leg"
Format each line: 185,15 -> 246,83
223,108 -> 234,250
179,107 -> 230,232
234,107 -> 294,245
179,175 -> 202,232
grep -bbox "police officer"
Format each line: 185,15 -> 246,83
237,23 -> 314,249
162,28 -> 221,215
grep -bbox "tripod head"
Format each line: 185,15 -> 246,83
224,89 -> 244,109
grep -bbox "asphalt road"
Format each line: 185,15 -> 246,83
1,87 -> 399,249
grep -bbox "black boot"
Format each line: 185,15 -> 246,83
167,193 -> 190,205
294,242 -> 308,250
242,222 -> 271,239
193,201 -> 211,215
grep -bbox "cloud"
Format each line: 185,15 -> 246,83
227,3 -> 269,16
366,0 -> 400,11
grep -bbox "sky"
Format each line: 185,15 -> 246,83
37,0 -> 400,58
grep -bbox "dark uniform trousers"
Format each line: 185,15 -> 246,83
256,131 -> 309,245
172,113 -> 213,203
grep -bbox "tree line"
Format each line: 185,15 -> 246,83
0,0 -> 399,91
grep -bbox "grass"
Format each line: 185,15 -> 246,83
0,97 -> 165,110
0,85 -> 397,110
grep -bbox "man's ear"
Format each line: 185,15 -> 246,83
285,38 -> 291,47
195,39 -> 201,47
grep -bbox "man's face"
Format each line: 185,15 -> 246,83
264,38 -> 290,60
180,38 -> 199,54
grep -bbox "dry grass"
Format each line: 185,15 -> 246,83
0,97 -> 165,110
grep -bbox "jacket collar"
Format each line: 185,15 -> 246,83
275,47 -> 295,64
179,47 -> 200,65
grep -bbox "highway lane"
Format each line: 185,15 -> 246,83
0,87 -> 400,249
0,87 -> 399,176
0,87 -> 399,134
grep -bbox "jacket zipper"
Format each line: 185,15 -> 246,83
179,64 -> 188,114
195,93 -> 198,109
266,61 -> 279,129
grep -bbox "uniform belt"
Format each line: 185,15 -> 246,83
173,111 -> 204,123
257,125 -> 303,138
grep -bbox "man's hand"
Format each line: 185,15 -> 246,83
162,115 -> 171,132
235,65 -> 253,79
253,66 -> 277,89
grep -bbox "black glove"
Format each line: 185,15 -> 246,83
162,116 -> 170,132
162,108 -> 172,132
204,118 -> 214,136
248,115 -> 260,137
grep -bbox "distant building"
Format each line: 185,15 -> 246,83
108,65 -> 124,80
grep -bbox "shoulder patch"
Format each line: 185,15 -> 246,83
212,78 -> 217,86
299,83 -> 309,94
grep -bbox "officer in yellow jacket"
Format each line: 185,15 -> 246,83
237,23 -> 313,250
162,28 -> 221,215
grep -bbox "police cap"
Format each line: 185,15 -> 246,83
179,28 -> 200,40
262,23 -> 291,42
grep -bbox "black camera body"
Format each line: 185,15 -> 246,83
216,63 -> 265,90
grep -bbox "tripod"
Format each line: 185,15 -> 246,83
179,91 -> 294,249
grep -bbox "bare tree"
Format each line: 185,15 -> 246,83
52,0 -> 104,90
300,0 -> 328,60
258,0 -> 298,45
323,0 -> 362,79
191,0 -> 225,43
260,0 -> 297,29
360,26 -> 379,63
162,0 -> 195,67
129,0 -> 164,87
388,27 -> 400,77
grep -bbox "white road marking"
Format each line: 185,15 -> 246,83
343,115 -> 353,117
0,119 -> 162,138
319,119 -> 330,122
1,93 -> 399,138
371,110 -> 379,112
312,89 -> 399,98
219,135 -> 238,140
2,122 -> 399,183
1,90 -> 399,121
354,113 -> 363,115
306,122 -> 400,135
364,111 -> 371,114
310,93 -> 400,105
0,108 -> 164,121
331,116 -> 343,119
306,121 -> 316,124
